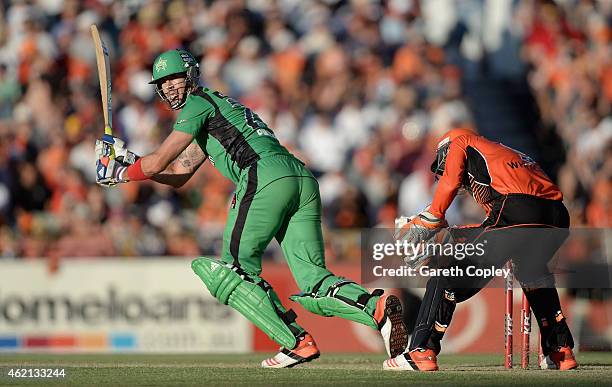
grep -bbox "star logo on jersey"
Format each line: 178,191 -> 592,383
155,58 -> 167,72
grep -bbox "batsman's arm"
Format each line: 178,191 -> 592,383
151,142 -> 207,188
126,130 -> 195,182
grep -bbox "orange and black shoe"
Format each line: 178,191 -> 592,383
374,294 -> 409,358
261,333 -> 320,369
540,346 -> 578,370
383,348 -> 439,371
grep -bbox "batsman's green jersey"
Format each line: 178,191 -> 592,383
174,88 -> 292,184
179,87 -> 382,347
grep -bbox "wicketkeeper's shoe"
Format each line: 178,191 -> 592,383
261,333 -> 320,369
540,346 -> 578,370
374,294 -> 409,358
383,348 -> 439,371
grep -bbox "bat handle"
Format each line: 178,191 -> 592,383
104,126 -> 113,136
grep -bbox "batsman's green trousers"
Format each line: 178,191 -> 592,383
220,155 -> 380,329
223,155 -> 327,287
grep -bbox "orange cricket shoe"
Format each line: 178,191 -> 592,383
540,346 -> 578,370
383,348 -> 439,371
261,333 -> 320,369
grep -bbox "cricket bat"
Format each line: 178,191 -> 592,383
90,24 -> 113,136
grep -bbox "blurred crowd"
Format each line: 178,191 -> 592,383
0,0 -> 609,260
520,0 -> 611,227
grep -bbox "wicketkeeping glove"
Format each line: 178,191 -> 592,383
395,209 -> 448,269
395,209 -> 447,244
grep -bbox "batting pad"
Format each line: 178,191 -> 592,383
191,257 -> 298,349
290,281 -> 378,330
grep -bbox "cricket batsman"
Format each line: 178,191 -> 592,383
384,128 -> 577,371
94,49 -> 408,368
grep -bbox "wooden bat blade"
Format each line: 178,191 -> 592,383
90,24 -> 113,136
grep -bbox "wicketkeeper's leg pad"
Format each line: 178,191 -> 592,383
290,275 -> 381,330
192,257 -> 300,349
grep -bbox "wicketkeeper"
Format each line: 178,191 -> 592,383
385,128 -> 577,371
94,49 -> 408,368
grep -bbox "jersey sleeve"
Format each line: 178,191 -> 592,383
429,138 -> 468,218
173,97 -> 215,136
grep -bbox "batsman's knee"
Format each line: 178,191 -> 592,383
191,257 -> 299,349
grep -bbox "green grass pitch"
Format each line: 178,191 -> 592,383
0,352 -> 610,386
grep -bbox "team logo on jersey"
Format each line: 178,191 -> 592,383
155,58 -> 167,72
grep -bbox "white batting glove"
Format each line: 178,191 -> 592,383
94,134 -> 138,187
96,156 -> 129,186
94,134 -> 138,165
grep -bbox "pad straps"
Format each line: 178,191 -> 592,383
312,275 -> 384,311
310,274 -> 335,295
257,278 -> 299,329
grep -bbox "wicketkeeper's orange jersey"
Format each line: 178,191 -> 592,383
430,134 -> 563,218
